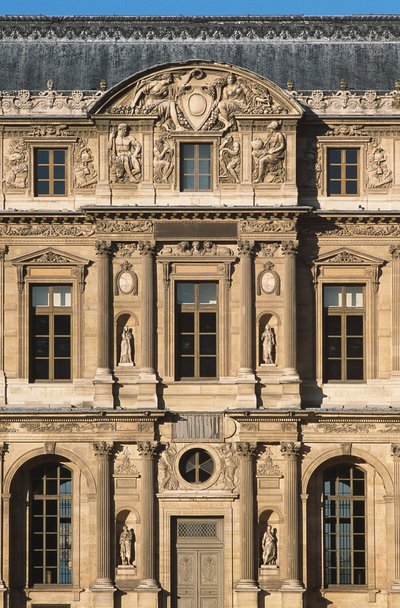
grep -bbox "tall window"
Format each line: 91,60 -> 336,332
30,285 -> 72,381
175,281 -> 217,379
323,285 -> 364,382
327,148 -> 359,196
323,464 -> 366,586
30,463 -> 72,585
34,149 -> 67,196
180,143 -> 212,191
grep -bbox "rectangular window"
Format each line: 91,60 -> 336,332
175,281 -> 218,379
327,148 -> 359,196
30,285 -> 72,381
34,149 -> 67,196
323,285 -> 364,382
180,143 -> 212,191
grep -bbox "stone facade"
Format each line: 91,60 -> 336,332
1,15 -> 400,608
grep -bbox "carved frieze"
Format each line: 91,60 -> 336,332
29,123 -> 69,136
96,219 -> 153,234
4,139 -> 28,189
0,222 -> 95,238
310,221 -> 400,239
73,138 -> 97,189
240,218 -> 296,234
251,121 -> 286,183
20,420 -> 115,433
308,422 -> 376,434
158,241 -> 233,256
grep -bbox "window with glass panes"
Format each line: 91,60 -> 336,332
175,282 -> 217,379
30,463 -> 72,585
180,143 -> 212,191
30,285 -> 72,381
323,464 -> 366,586
327,148 -> 359,196
34,149 -> 67,196
323,285 -> 364,382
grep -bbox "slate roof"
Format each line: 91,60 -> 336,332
1,15 -> 400,91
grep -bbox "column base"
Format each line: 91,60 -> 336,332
281,578 -> 304,590
137,372 -> 158,408
281,367 -> 300,382
392,580 -> 400,591
136,585 -> 160,608
93,368 -> 114,408
235,582 -> 259,608
90,585 -> 115,608
236,374 -> 257,408
0,370 -> 7,405
280,587 -> 304,608
0,584 -> 7,608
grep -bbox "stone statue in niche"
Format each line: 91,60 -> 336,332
119,524 -> 134,566
366,139 -> 393,189
251,121 -> 286,183
262,525 -> 277,566
219,135 -> 240,183
153,136 -> 174,183
119,326 -> 134,366
261,324 -> 276,365
108,123 -> 142,183
4,139 -> 28,189
73,138 -> 97,188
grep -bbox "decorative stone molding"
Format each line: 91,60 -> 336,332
158,241 -> 233,257
115,261 -> 138,296
240,218 -> 296,234
326,124 -> 367,137
114,446 -> 140,476
258,243 -> 280,258
96,219 -> 153,234
11,247 -> 90,294
340,442 -> 352,456
311,247 -> 385,292
257,262 -> 281,296
44,441 -> 56,454
19,419 -> 114,433
257,446 -> 282,477
0,221 -> 95,238
312,422 -> 376,433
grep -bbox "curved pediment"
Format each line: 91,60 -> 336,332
91,61 -> 303,130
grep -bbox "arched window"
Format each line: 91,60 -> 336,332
30,463 -> 72,585
323,464 -> 366,586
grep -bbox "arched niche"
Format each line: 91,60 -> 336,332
257,312 -> 281,367
258,508 -> 282,567
115,508 -> 139,567
115,311 -> 138,368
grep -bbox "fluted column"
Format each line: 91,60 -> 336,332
138,242 -> 156,375
0,248 -> 7,406
392,444 -> 400,590
281,240 -> 299,379
390,246 -> 400,376
137,442 -> 158,588
0,443 -> 7,592
236,442 -> 258,589
93,442 -> 114,588
281,442 -> 302,589
238,241 -> 254,376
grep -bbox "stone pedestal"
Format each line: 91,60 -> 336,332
235,588 -> 259,608
259,564 -> 280,585
137,588 -> 160,608
93,240 -> 114,407
115,565 -> 137,589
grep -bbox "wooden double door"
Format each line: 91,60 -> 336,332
173,518 -> 223,608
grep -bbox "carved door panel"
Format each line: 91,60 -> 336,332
173,518 -> 223,608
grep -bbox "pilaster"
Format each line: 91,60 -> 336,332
392,444 -> 400,591
280,240 -> 300,408
0,248 -> 7,406
137,442 -> 159,593
391,246 -> 400,386
137,243 -> 158,408
236,240 -> 257,408
93,240 -> 114,407
0,443 -> 8,608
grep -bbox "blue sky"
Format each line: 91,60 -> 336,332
1,0 -> 400,16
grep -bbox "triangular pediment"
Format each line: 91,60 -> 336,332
90,61 -> 304,128
315,247 -> 385,266
11,247 -> 90,266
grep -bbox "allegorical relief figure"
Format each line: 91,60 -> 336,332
252,121 -> 286,183
4,139 -> 28,189
219,135 -> 241,183
119,326 -> 134,366
119,524 -> 134,566
153,137 -> 174,183
366,139 -> 393,189
130,72 -> 186,131
108,123 -> 142,183
261,324 -> 276,365
73,138 -> 97,188
262,525 -> 277,566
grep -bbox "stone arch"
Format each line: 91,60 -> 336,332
4,446 -> 96,495
302,446 -> 393,496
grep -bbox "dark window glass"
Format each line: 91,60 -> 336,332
180,143 -> 212,191
34,149 -> 67,197
175,282 -> 218,380
327,148 -> 359,196
178,449 -> 214,484
30,464 -> 72,585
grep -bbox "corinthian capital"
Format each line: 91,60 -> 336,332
93,441 -> 113,459
237,240 -> 255,256
236,442 -> 257,459
138,241 -> 156,256
281,240 -> 298,256
95,240 -> 113,256
137,441 -> 157,457
280,441 -> 301,460
392,444 -> 400,461
390,244 -> 400,260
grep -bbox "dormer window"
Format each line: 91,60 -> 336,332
327,148 -> 359,196
34,149 -> 67,196
180,143 -> 212,191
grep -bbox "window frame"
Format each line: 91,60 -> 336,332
174,280 -> 219,381
323,284 -> 365,383
29,284 -> 73,383
33,148 -> 68,197
327,147 -> 359,197
30,463 -> 73,586
179,142 -> 213,192
322,464 -> 367,587
317,136 -> 369,198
